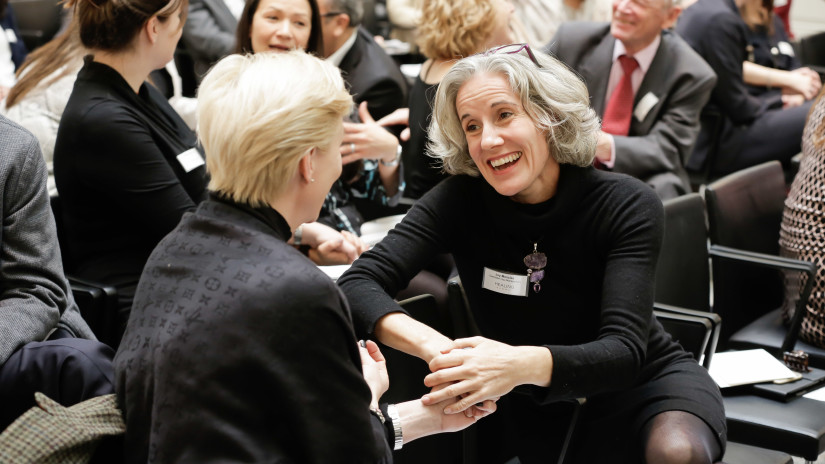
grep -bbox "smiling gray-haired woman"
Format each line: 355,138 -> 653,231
339,46 -> 727,463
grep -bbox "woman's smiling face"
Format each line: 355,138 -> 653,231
456,72 -> 559,204
250,0 -> 313,53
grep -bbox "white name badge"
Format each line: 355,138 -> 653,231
634,92 -> 659,123
4,29 -> 16,44
177,148 -> 205,173
777,41 -> 795,57
482,267 -> 529,297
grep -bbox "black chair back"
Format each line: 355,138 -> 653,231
656,193 -> 711,312
703,161 -> 786,341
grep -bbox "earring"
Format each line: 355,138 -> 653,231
310,178 -> 315,183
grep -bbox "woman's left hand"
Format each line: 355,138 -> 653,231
420,336 -> 553,414
341,102 -> 400,166
358,340 -> 389,409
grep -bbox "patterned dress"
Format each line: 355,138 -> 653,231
780,92 -> 825,348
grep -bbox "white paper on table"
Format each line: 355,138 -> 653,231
803,385 -> 825,401
708,349 -> 799,388
318,265 -> 351,282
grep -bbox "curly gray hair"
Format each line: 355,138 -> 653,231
428,48 -> 600,176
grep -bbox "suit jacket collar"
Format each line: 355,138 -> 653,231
578,28 -> 615,117
630,31 -> 672,132
327,28 -> 358,67
337,27 -> 367,75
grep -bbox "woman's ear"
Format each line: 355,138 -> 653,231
298,147 -> 317,183
145,16 -> 160,45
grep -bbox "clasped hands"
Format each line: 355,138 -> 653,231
359,339 -> 497,435
420,336 -> 553,416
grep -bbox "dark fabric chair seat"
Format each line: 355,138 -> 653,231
724,395 -> 825,462
729,308 -> 825,368
723,441 -> 793,464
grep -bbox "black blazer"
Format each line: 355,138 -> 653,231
53,58 -> 208,295
339,27 -> 408,121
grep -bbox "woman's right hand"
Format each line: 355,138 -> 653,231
299,222 -> 367,264
376,107 -> 411,142
786,67 -> 822,100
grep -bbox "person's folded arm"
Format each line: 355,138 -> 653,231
0,131 -> 72,363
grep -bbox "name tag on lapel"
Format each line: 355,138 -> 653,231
777,41 -> 795,57
482,267 -> 528,297
634,92 -> 659,123
177,148 -> 204,173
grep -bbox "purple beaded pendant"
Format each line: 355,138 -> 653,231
523,242 -> 547,294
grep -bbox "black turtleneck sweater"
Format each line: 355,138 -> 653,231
340,165 -> 692,402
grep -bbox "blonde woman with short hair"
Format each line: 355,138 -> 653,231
115,51 -> 495,463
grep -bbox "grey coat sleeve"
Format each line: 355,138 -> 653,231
182,0 -> 237,66
0,118 -> 92,364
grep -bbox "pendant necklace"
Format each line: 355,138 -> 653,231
523,241 -> 547,294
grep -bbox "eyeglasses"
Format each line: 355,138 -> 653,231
321,11 -> 345,18
480,43 -> 541,68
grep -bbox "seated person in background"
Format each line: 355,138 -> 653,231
115,51 -> 495,463
780,88 -> 825,349
2,21 -> 84,197
54,0 -> 353,336
0,0 -> 26,99
181,0 -> 240,83
338,47 -> 726,463
547,0 -> 716,200
402,0 -> 515,201
740,0 -> 819,108
0,115 -> 113,431
317,0 -> 407,122
675,0 -> 820,176
237,0 -> 403,239
514,0 -> 612,49
53,0 -> 208,331
3,18 -> 200,199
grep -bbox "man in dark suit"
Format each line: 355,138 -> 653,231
318,0 -> 407,121
546,0 -> 716,199
181,0 -> 238,82
675,0 -> 816,177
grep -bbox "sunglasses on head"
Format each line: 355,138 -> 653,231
478,43 -> 542,68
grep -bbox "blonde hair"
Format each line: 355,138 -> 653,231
197,51 -> 353,207
429,49 -> 599,176
417,0 -> 495,60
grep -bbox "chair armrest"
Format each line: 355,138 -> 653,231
654,303 -> 720,369
708,245 -> 817,353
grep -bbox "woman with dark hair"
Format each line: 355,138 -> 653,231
235,0 -> 323,55
237,0 -> 407,247
54,0 -> 203,334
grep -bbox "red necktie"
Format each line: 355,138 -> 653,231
602,55 -> 639,136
